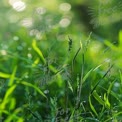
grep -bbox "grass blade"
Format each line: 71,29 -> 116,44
21,81 -> 47,99
89,95 -> 98,117
90,64 -> 114,95
0,72 -> 11,79
119,30 -> 122,47
9,66 -> 17,86
92,90 -> 104,106
104,93 -> 110,109
82,68 -> 93,84
67,80 -> 73,93
0,85 -> 17,110
32,39 -> 46,64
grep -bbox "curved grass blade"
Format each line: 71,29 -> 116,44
104,112 -> 122,122
0,71 -> 19,80
0,72 -> 11,79
9,66 -> 17,86
32,39 -> 46,64
90,64 -> 114,95
5,107 -> 24,122
104,40 -> 118,51
32,58 -> 40,67
104,93 -> 110,109
89,95 -> 98,117
67,80 -> 73,93
82,68 -> 93,84
119,30 -> 122,47
21,81 -> 47,99
0,85 -> 17,110
92,90 -> 104,106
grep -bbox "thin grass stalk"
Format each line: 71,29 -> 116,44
72,47 -> 81,75
76,52 -> 84,109
90,64 -> 114,95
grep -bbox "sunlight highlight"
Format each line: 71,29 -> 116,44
59,3 -> 71,12
9,0 -> 26,12
0,50 -> 7,56
21,18 -> 33,27
27,53 -> 32,58
36,7 -> 46,15
59,18 -> 71,28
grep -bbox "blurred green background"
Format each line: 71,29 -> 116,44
0,0 -> 122,121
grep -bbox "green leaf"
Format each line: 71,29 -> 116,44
9,66 -> 17,86
119,30 -> 122,47
83,64 -> 104,84
5,107 -> 23,122
107,80 -> 115,96
104,93 -> 110,109
104,112 -> 122,122
119,70 -> 122,85
32,58 -> 40,67
0,71 -> 19,80
49,65 -> 57,73
17,118 -> 24,122
21,81 -> 47,99
4,85 -> 17,101
93,64 -> 103,71
0,72 -> 11,79
32,39 -> 46,64
49,65 -> 63,87
68,108 -> 75,122
83,68 -> 93,84
89,95 -> 98,116
104,40 -> 118,51
9,98 -> 16,110
92,91 -> 104,106
0,85 -> 17,110
67,80 -> 73,92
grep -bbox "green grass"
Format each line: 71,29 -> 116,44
0,28 -> 122,122
0,0 -> 122,121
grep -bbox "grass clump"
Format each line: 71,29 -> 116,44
0,29 -> 122,121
